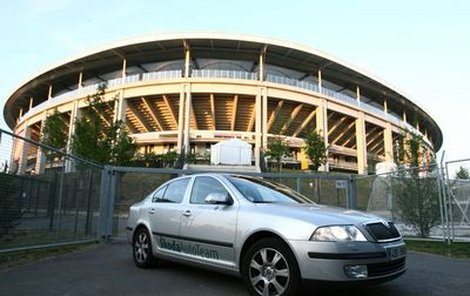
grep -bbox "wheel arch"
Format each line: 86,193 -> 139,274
238,230 -> 296,272
133,223 -> 151,241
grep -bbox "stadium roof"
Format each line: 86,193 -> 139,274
3,32 -> 442,150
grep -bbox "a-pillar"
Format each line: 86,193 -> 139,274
315,99 -> 329,171
356,112 -> 368,174
18,126 -> 32,175
384,123 -> 394,163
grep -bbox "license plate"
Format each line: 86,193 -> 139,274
387,245 -> 406,259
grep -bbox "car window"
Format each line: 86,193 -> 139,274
156,178 -> 190,203
228,176 -> 313,204
151,185 -> 168,203
190,177 -> 229,204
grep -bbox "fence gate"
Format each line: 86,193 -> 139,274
442,158 -> 470,242
105,166 -> 356,237
0,129 -> 103,253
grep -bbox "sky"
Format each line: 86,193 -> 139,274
0,0 -> 469,166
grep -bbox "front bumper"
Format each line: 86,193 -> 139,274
289,239 -> 406,282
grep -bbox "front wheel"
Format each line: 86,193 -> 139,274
242,238 -> 301,296
133,227 -> 157,268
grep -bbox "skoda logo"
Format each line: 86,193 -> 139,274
380,220 -> 391,228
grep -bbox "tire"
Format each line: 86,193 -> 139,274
132,227 -> 157,268
241,238 -> 301,296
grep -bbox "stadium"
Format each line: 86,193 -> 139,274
3,33 -> 442,174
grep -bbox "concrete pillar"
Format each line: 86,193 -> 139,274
35,118 -> 47,174
114,92 -> 127,124
383,99 -> 388,114
356,86 -> 361,106
18,126 -> 32,175
48,85 -> 53,100
65,102 -> 81,172
255,92 -> 262,168
183,84 -> 192,154
259,51 -> 264,82
315,99 -> 329,171
122,58 -> 127,82
78,72 -> 83,90
261,87 -> 268,151
318,69 -> 322,93
184,47 -> 190,78
384,123 -> 394,162
177,86 -> 185,154
29,97 -> 34,111
355,112 -> 367,174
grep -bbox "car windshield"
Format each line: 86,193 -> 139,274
227,176 -> 315,204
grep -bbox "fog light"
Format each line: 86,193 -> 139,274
344,265 -> 368,278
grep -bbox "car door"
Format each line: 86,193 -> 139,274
148,177 -> 191,255
179,176 -> 239,268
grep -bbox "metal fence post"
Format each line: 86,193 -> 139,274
107,169 -> 117,238
347,175 -> 357,209
99,165 -> 112,241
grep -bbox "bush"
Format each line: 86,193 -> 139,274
394,173 -> 440,238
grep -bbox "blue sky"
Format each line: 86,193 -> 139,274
1,0 -> 469,164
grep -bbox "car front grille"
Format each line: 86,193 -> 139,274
365,222 -> 401,242
367,257 -> 406,277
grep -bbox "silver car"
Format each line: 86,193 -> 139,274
127,174 -> 406,296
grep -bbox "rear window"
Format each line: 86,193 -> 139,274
153,178 -> 190,203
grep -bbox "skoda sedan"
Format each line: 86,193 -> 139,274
127,174 -> 406,296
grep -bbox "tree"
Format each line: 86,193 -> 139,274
71,84 -> 137,166
455,166 -> 469,180
40,109 -> 67,162
111,128 -> 138,166
161,151 -> 179,168
265,137 -> 292,172
303,129 -> 327,171
395,133 -> 440,238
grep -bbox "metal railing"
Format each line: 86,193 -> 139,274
192,69 -> 257,80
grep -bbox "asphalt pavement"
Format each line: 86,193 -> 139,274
0,239 -> 469,296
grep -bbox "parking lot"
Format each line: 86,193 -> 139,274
1,239 -> 469,296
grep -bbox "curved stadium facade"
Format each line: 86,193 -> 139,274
4,33 -> 442,174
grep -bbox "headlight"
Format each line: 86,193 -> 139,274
311,225 -> 367,241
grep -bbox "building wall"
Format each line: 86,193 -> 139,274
12,75 -> 434,174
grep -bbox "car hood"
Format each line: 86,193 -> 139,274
251,203 -> 383,226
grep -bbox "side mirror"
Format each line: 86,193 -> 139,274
205,193 -> 233,205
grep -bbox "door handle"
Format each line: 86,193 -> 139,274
182,210 -> 192,217
149,209 -> 156,214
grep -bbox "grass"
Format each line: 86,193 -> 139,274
0,241 -> 98,270
405,239 -> 470,259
